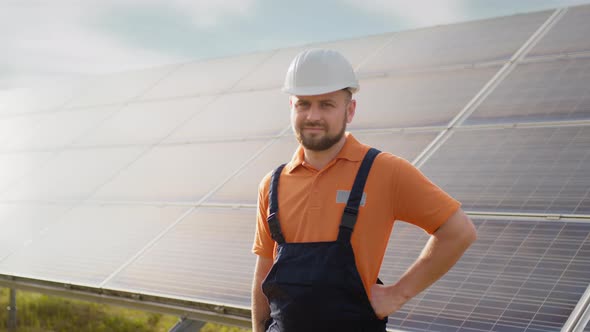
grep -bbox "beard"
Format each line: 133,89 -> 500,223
295,117 -> 347,151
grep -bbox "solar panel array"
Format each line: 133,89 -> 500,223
0,4 -> 589,332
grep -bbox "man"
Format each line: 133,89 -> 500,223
251,49 -> 477,332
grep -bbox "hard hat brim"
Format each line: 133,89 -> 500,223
282,83 -> 359,96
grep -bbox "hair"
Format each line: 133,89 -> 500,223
343,88 -> 353,102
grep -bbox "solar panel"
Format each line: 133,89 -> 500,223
0,106 -> 120,151
64,66 -> 176,108
0,151 -> 54,193
163,89 -> 289,142
0,82 -> 79,115
527,4 -> 590,58
139,52 -> 271,100
0,204 -> 187,286
0,203 -> 72,260
358,11 -> 551,73
382,218 -> 590,332
75,97 -> 214,146
207,136 -> 298,205
353,130 -> 439,162
464,58 -> 590,125
420,126 -> 590,215
105,207 -> 256,308
1,147 -> 146,202
90,140 -> 267,203
351,66 -> 499,129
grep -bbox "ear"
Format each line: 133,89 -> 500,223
346,99 -> 356,124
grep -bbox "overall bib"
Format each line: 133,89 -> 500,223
262,148 -> 387,332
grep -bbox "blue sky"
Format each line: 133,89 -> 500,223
2,0 -> 590,88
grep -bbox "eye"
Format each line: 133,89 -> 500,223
295,101 -> 310,110
320,102 -> 334,108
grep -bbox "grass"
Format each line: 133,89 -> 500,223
0,288 -> 251,332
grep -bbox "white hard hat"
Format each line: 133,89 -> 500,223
282,48 -> 359,96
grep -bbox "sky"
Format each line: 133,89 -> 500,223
2,0 -> 590,89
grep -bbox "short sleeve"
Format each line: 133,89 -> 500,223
252,172 -> 275,258
393,158 -> 461,234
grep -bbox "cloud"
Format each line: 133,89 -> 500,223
0,0 -> 257,88
343,0 -> 467,28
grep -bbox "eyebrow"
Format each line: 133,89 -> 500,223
295,98 -> 337,104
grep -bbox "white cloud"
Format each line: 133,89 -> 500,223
0,0 -> 257,88
344,0 -> 467,27
126,0 -> 257,27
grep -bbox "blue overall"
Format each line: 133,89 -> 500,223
262,148 -> 387,332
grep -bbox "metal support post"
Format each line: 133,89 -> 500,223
7,288 -> 17,331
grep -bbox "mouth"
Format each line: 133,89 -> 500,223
303,127 -> 325,132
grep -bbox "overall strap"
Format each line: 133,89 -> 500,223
338,148 -> 381,243
268,164 -> 287,244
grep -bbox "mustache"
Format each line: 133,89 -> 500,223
301,121 -> 326,128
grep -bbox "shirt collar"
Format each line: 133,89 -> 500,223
284,132 -> 367,174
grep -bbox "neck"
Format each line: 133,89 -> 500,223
303,135 -> 347,170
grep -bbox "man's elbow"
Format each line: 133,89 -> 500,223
436,209 -> 477,249
460,214 -> 477,248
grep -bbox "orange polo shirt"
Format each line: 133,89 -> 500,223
253,133 -> 461,296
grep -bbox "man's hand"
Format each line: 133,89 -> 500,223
369,284 -> 406,319
369,283 -> 407,319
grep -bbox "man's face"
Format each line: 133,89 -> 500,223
290,89 -> 356,151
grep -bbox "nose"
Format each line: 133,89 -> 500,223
306,105 -> 321,121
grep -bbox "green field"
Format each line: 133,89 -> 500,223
0,288 -> 250,332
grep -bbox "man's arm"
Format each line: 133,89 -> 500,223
252,255 -> 274,332
370,208 -> 477,319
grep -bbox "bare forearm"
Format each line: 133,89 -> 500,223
252,256 -> 273,332
394,230 -> 473,300
394,210 -> 476,301
251,284 -> 270,332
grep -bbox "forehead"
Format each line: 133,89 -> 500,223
291,90 -> 348,103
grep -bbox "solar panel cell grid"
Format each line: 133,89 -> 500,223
420,126 -> 590,215
90,140 -> 267,203
105,207 -> 257,308
0,106 -> 120,151
163,89 -> 289,142
382,218 -> 590,332
75,97 -> 214,146
65,66 -> 176,108
357,10 -> 551,73
528,4 -> 590,57
0,146 -> 146,202
139,52 -> 270,100
0,205 -> 187,287
464,58 -> 590,125
351,66 -> 499,129
0,203 -> 72,260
